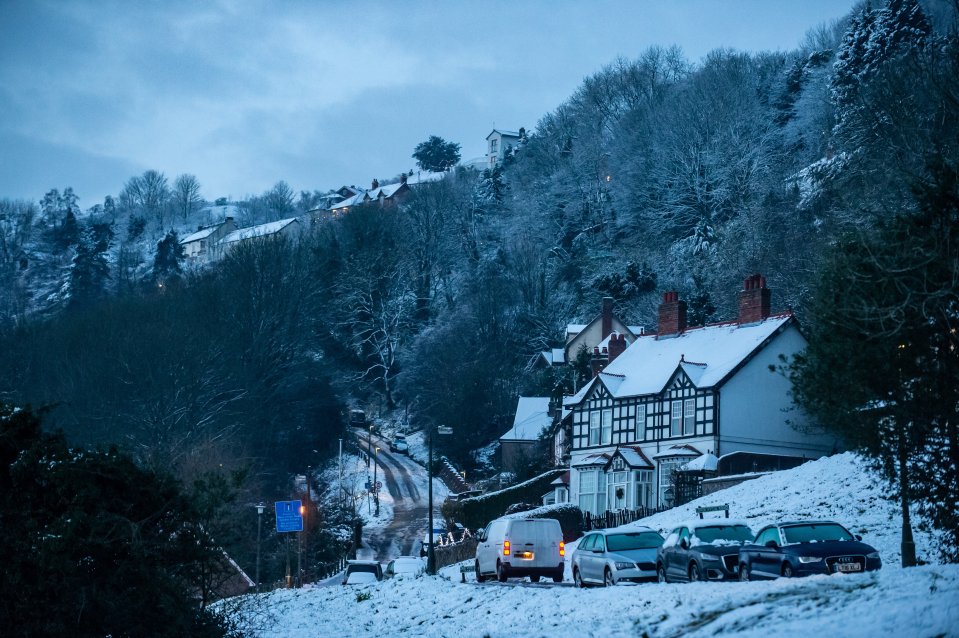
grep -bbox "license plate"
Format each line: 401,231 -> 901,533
516,551 -> 534,560
836,563 -> 861,572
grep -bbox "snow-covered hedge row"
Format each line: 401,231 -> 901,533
442,468 -> 565,531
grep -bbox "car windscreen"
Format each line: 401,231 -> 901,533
694,525 -> 754,544
605,532 -> 664,551
347,564 -> 379,574
782,523 -> 854,544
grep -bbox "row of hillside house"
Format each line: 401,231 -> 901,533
564,276 -> 838,516
501,298 -> 644,481
179,216 -> 300,264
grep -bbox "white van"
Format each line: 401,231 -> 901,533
474,517 -> 565,583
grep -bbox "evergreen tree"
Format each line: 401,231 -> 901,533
68,225 -> 111,308
153,230 -> 185,285
412,135 -> 461,172
0,404 -> 237,638
788,160 -> 959,563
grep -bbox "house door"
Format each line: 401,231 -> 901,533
608,471 -> 627,510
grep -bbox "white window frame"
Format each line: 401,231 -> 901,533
670,402 -> 682,437
632,469 -> 653,508
601,408 -> 612,445
683,398 -> 695,435
589,411 -> 600,446
634,404 -> 646,441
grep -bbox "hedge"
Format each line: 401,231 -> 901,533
442,468 -> 577,534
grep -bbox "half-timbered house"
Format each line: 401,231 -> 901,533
565,275 -> 839,516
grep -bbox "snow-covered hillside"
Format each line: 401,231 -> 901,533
221,453 -> 957,637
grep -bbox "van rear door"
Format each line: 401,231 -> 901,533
508,520 -> 561,568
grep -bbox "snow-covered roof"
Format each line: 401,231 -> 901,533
549,471 -> 570,487
180,225 -> 220,244
565,314 -> 794,405
500,397 -> 552,442
572,452 -> 611,467
221,218 -> 297,244
613,446 -> 654,469
539,348 -> 566,365
681,452 -> 719,472
487,129 -> 521,139
652,444 -> 702,460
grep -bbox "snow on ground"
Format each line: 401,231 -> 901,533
222,453 -> 957,637
622,452 -> 942,566
226,564 -> 959,638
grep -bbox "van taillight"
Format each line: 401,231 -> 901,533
559,541 -> 565,557
503,540 -> 511,556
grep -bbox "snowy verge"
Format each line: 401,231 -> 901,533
225,564 -> 959,638
623,452 -> 942,566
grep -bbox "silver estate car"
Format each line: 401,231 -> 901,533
571,527 -> 665,586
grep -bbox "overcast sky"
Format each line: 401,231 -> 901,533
0,0 -> 857,207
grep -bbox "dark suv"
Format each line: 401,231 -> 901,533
738,520 -> 881,580
658,520 -> 754,582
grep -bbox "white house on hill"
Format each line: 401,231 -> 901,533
565,275 -> 838,516
486,128 -> 523,168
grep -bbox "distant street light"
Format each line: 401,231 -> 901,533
255,503 -> 265,592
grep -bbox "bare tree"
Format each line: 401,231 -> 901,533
172,174 -> 203,221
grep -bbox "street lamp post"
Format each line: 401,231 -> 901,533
373,446 -> 380,517
368,424 -> 374,467
255,503 -> 265,593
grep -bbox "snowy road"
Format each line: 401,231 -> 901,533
356,429 -> 447,562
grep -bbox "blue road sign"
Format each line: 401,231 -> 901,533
274,500 -> 304,533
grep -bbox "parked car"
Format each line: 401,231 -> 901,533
738,520 -> 882,580
657,520 -> 754,583
571,527 -> 664,587
390,436 -> 409,454
384,556 -> 425,578
420,527 -> 450,557
475,517 -> 565,583
342,559 -> 383,585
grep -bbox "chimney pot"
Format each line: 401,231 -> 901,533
738,273 -> 771,324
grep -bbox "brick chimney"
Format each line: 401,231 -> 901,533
738,274 -> 771,324
371,178 -> 379,190
657,291 -> 687,337
601,297 -> 614,339
590,346 -> 608,377
608,332 -> 627,363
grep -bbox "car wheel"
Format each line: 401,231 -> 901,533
782,563 -> 794,578
603,567 -> 615,587
573,567 -> 585,588
496,561 -> 508,583
657,563 -> 668,584
739,563 -> 750,582
689,562 -> 702,582
529,574 -> 541,583
552,569 -> 563,583
475,560 -> 485,583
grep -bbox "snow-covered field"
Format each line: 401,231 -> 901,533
223,454 -> 958,637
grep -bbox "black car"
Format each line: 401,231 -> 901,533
738,520 -> 882,580
657,520 -> 754,582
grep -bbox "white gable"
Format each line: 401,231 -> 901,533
500,397 -> 552,441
